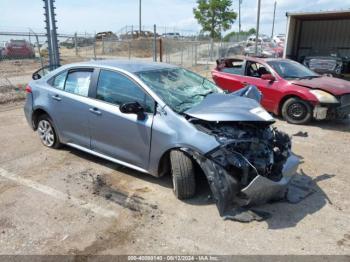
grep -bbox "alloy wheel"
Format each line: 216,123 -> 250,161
38,119 -> 55,147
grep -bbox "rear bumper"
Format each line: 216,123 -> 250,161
23,94 -> 34,129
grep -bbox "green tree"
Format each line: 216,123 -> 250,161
193,0 -> 237,39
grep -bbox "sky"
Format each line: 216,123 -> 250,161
1,0 -> 350,38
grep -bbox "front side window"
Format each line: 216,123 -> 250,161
96,70 -> 154,113
137,68 -> 222,113
65,70 -> 92,97
246,62 -> 271,78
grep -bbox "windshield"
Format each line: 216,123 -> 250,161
267,60 -> 319,79
137,68 -> 222,113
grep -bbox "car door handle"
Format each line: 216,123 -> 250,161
89,107 -> 102,115
51,95 -> 61,101
242,82 -> 249,85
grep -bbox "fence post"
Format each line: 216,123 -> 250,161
102,37 -> 105,54
207,42 -> 210,69
128,41 -> 131,60
210,38 -> 213,61
153,24 -> 157,62
74,32 -> 78,56
191,42 -> 194,66
159,38 -> 163,62
180,43 -> 183,66
194,42 -> 197,66
93,40 -> 96,59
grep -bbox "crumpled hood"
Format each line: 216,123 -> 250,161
184,93 -> 275,122
291,77 -> 350,96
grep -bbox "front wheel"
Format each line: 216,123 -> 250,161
170,150 -> 196,200
281,97 -> 313,124
37,114 -> 61,148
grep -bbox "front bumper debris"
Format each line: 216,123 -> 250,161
191,151 -> 300,217
314,94 -> 350,120
240,154 -> 300,206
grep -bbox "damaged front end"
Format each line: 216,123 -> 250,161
182,87 -> 300,218
187,121 -> 299,217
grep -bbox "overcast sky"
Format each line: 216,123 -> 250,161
1,0 -> 349,37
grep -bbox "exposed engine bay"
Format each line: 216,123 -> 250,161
182,86 -> 304,221
186,119 -> 297,218
194,121 -> 291,186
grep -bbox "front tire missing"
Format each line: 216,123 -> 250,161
282,97 -> 312,124
170,150 -> 196,199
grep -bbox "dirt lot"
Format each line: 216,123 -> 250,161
0,102 -> 349,255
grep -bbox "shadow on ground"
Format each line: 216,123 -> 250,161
274,115 -> 350,133
260,170 -> 335,229
65,147 -> 333,229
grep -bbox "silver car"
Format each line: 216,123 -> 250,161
24,60 -> 299,217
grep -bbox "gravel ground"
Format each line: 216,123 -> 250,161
0,104 -> 349,255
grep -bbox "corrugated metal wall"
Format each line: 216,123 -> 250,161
297,19 -> 350,60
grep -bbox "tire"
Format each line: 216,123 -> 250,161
37,114 -> 61,148
281,97 -> 313,124
170,150 -> 196,199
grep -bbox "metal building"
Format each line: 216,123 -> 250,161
284,10 -> 350,61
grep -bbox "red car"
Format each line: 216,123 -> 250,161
3,39 -> 35,59
212,56 -> 350,124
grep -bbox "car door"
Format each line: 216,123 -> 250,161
88,69 -> 155,170
243,61 -> 280,112
47,68 -> 94,147
212,59 -> 247,92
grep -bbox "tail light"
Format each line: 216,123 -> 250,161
25,85 -> 32,93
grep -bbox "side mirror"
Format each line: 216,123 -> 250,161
32,73 -> 41,80
261,73 -> 275,81
120,101 -> 146,120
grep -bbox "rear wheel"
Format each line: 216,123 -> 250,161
281,97 -> 312,124
37,114 -> 61,148
170,150 -> 196,199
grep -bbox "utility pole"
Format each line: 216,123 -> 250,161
139,0 -> 142,36
255,0 -> 261,56
271,1 -> 277,39
43,0 -> 60,69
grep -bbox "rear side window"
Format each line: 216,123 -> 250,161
65,70 -> 92,97
52,71 -> 67,90
220,59 -> 244,75
96,69 -> 154,113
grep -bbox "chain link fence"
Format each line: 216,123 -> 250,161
0,32 -> 247,105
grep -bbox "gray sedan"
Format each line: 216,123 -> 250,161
24,60 -> 299,218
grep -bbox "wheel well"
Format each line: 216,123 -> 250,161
158,150 -> 171,177
157,148 -> 204,178
32,109 -> 49,130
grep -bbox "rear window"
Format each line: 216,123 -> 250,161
52,71 -> 67,90
10,40 -> 26,46
219,59 -> 244,75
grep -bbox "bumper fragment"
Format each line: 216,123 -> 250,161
241,154 -> 300,206
191,150 -> 300,217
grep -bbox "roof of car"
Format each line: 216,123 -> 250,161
222,55 -> 289,64
65,59 -> 178,73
